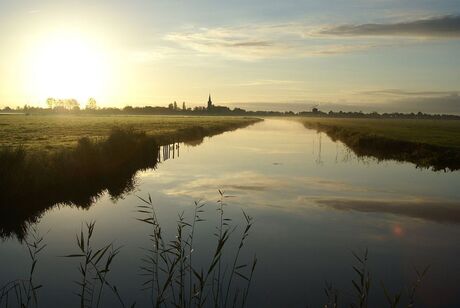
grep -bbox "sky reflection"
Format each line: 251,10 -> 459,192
1,119 -> 460,307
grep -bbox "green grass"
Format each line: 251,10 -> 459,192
0,114 -> 260,151
297,117 -> 460,170
0,115 -> 261,239
298,117 -> 460,149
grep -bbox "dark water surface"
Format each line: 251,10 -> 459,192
1,119 -> 460,307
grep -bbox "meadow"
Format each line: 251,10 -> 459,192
0,114 -> 261,151
0,114 -> 261,239
298,117 -> 460,170
299,117 -> 460,148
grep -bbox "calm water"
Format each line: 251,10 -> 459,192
1,119 -> 460,307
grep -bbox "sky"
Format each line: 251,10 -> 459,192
0,0 -> 459,112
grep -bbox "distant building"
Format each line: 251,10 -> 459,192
207,94 -> 213,110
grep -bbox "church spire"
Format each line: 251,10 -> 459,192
207,93 -> 213,110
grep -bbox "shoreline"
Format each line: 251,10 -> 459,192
299,118 -> 460,171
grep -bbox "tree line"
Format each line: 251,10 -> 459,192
1,98 -> 459,120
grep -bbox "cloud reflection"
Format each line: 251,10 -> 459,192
316,198 -> 460,224
164,171 -> 368,201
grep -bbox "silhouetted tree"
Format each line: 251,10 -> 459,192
66,99 -> 79,110
86,97 -> 97,110
46,98 -> 56,109
123,106 -> 133,112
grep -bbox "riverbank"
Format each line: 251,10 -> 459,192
0,115 -> 261,238
298,117 -> 460,171
0,114 -> 261,151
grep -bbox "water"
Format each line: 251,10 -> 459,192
1,119 -> 460,307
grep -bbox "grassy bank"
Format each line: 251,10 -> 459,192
298,117 -> 460,171
0,114 -> 261,151
0,115 -> 261,239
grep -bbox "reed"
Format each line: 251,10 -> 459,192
136,191 -> 256,308
63,221 -> 132,308
320,249 -> 429,308
1,195 -> 434,308
0,227 -> 46,308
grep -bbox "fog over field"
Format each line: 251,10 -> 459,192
227,93 -> 460,114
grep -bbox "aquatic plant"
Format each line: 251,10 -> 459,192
64,221 -> 130,308
0,227 -> 46,308
1,194 -> 433,308
321,249 -> 430,308
136,191 -> 257,308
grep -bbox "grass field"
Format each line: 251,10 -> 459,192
298,117 -> 460,170
0,114 -> 260,151
298,117 -> 460,149
0,114 -> 261,238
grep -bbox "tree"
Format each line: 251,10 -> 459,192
123,106 -> 133,112
168,103 -> 174,110
173,101 -> 178,110
86,98 -> 97,110
182,101 -> 186,111
46,98 -> 56,109
67,99 -> 79,110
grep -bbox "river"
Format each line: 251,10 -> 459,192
1,119 -> 459,307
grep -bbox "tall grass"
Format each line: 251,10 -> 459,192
1,194 -> 432,308
0,117 -> 261,240
63,221 -> 131,308
0,227 -> 46,308
321,249 -> 429,308
136,191 -> 257,308
0,128 -> 159,240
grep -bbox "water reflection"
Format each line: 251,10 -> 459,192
316,198 -> 460,224
159,143 -> 180,162
1,119 -> 460,307
0,142 -> 185,240
0,145 -> 160,240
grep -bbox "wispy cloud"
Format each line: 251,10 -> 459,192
165,24 -> 375,60
163,15 -> 460,60
319,15 -> 460,38
358,89 -> 460,97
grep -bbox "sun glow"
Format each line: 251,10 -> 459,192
24,32 -> 112,105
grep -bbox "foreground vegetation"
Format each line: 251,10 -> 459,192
0,193 -> 429,308
0,115 -> 261,151
298,117 -> 460,171
1,193 -> 258,308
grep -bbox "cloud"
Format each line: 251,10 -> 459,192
165,24 -> 375,60
316,198 -> 460,224
358,89 -> 459,97
163,15 -> 460,60
319,15 -> 460,38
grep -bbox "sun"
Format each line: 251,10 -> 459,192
25,31 -> 111,105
